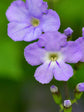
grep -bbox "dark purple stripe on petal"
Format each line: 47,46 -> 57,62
48,61 -> 51,68
56,61 -> 60,68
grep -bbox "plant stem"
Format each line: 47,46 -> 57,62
64,81 -> 70,99
71,99 -> 77,104
59,104 -> 64,112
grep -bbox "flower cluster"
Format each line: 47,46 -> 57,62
6,0 -> 84,111
6,0 -> 84,84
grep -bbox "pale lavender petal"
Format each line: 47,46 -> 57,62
37,31 -> 67,51
26,0 -> 48,17
8,22 -> 31,41
34,63 -> 53,84
76,37 -> 84,62
6,1 -> 30,22
61,41 -> 82,63
40,2 -> 48,14
41,9 -> 60,32
54,62 -> 73,81
24,42 -> 46,66
8,22 -> 42,41
26,0 -> 42,9
24,27 -> 42,41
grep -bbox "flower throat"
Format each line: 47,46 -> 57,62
31,18 -> 40,27
49,53 -> 58,61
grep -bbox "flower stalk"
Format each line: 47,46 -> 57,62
64,82 -> 70,99
50,85 -> 62,105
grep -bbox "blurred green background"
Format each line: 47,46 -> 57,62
0,0 -> 84,112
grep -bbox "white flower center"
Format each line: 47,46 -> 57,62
31,18 -> 40,27
44,52 -> 63,64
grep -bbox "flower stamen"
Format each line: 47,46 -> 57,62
49,53 -> 58,61
31,18 -> 40,27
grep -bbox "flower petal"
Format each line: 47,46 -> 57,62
24,27 -> 42,41
40,2 -> 48,14
8,22 -> 42,42
62,41 -> 82,63
34,63 -> 53,84
75,37 -> 84,62
54,62 -> 73,81
26,0 -> 48,17
6,1 -> 30,22
41,9 -> 60,32
24,42 -> 46,66
37,31 -> 67,51
8,22 -> 31,41
26,0 -> 42,8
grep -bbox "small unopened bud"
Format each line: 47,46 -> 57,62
82,27 -> 84,37
64,100 -> 72,108
50,85 -> 62,105
50,85 -> 58,93
76,83 -> 84,92
64,27 -> 73,36
74,83 -> 84,100
64,100 -> 72,112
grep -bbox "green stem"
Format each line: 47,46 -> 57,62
64,82 -> 70,99
71,99 -> 77,104
59,104 -> 64,112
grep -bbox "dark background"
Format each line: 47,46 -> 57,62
0,0 -> 84,112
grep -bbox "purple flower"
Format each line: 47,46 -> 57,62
64,100 -> 71,108
64,27 -> 73,36
76,83 -> 84,92
75,28 -> 84,62
24,31 -> 82,84
6,0 -> 60,41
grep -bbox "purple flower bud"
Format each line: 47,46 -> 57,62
64,27 -> 73,36
82,27 -> 84,37
50,85 -> 58,93
64,100 -> 72,108
76,83 -> 84,92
